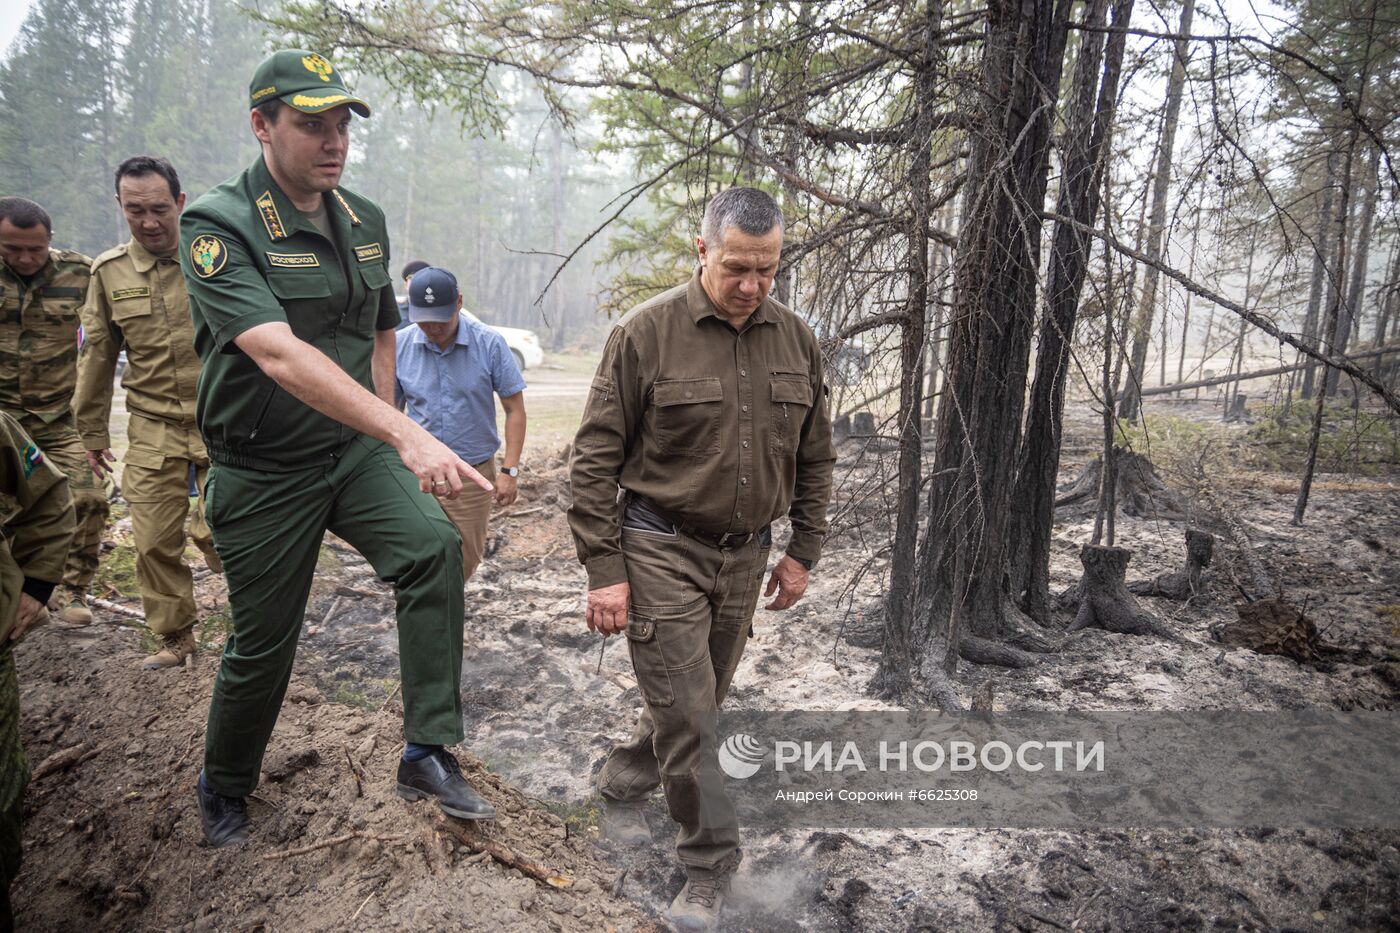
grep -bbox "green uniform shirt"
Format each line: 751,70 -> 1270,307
0,249 -> 93,424
567,271 -> 837,589
179,155 -> 398,470
0,411 -> 74,643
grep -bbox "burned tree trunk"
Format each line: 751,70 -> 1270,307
1129,528 -> 1214,600
1301,151 -> 1340,400
1119,0 -> 1196,423
875,0 -> 940,700
878,0 -> 1072,707
1009,0 -> 1133,626
1067,545 -> 1174,638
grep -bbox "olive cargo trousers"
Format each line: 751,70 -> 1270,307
597,519 -> 770,878
201,437 -> 465,796
15,414 -> 108,593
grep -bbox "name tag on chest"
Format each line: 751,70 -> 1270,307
266,252 -> 321,269
111,287 -> 151,301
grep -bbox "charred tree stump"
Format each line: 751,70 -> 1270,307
1067,545 -> 1174,638
1055,448 -> 1190,522
851,411 -> 876,436
1129,528 -> 1214,601
1223,393 -> 1248,423
832,413 -> 852,444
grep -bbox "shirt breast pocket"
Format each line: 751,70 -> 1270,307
110,295 -> 155,343
357,261 -> 392,330
267,272 -> 333,338
769,373 -> 812,454
652,377 -> 723,457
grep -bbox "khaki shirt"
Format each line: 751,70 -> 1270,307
0,249 -> 92,424
568,272 -> 836,589
0,411 -> 74,643
74,239 -> 205,458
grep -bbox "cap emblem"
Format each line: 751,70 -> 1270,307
302,53 -> 333,81
424,288 -> 436,304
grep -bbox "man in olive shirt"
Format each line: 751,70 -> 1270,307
75,156 -> 222,670
182,50 -> 495,848
0,197 -> 107,626
0,411 -> 74,929
568,187 -> 835,932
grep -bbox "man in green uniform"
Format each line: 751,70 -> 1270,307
569,187 -> 836,932
0,411 -> 75,929
0,197 -> 108,625
182,50 -> 496,847
75,156 -> 223,670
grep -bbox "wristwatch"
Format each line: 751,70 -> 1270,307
500,466 -> 520,477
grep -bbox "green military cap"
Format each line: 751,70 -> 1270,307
248,49 -> 371,117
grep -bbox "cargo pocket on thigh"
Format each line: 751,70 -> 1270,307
626,615 -> 673,708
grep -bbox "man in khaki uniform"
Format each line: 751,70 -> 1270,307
0,197 -> 108,624
74,156 -> 221,669
0,411 -> 75,928
568,187 -> 835,932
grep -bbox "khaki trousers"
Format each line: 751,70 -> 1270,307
596,522 -> 770,878
436,460 -> 495,582
122,418 -> 218,636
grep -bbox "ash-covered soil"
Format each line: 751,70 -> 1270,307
12,398 -> 1400,931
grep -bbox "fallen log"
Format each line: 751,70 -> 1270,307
1135,344 -> 1398,399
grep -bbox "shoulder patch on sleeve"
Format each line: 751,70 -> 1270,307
21,442 -> 42,478
189,235 -> 229,278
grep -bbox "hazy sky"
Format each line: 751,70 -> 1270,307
0,0 -> 31,59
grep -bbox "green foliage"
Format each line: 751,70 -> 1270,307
95,539 -> 141,599
1243,402 -> 1400,475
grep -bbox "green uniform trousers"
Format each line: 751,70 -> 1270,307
201,436 -> 465,796
596,522 -> 770,878
0,648 -> 27,930
9,414 -> 107,593
123,416 -> 218,636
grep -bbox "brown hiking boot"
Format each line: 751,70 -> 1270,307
668,874 -> 731,932
49,586 -> 93,625
142,626 -> 196,670
599,800 -> 652,846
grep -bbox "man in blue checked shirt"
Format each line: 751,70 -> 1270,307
395,267 -> 526,582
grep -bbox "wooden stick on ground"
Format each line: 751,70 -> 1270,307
434,816 -> 573,888
90,598 -> 145,621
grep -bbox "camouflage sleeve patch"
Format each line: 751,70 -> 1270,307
189,235 -> 229,278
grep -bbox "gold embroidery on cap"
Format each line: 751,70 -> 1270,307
251,85 -> 278,101
255,190 -> 286,240
302,54 -> 333,81
111,287 -> 151,301
291,93 -> 349,109
332,190 -> 361,226
354,243 -> 384,262
266,252 -> 321,269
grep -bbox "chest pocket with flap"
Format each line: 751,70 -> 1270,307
267,271 -> 333,339
356,262 -> 393,329
652,377 -> 723,457
769,374 -> 812,453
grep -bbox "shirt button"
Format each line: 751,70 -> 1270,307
741,405 -> 749,413
740,369 -> 747,377
742,440 -> 749,448
741,477 -> 749,486
685,391 -> 693,398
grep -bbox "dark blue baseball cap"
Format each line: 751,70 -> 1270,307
407,266 -> 460,322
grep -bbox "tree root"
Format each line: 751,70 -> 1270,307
959,635 -> 1039,668
1067,545 -> 1175,639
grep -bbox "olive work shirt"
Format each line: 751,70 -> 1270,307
74,239 -> 206,461
179,155 -> 398,471
0,411 -> 74,643
0,250 -> 92,425
567,271 -> 836,590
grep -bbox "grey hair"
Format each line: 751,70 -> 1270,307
700,187 -> 783,246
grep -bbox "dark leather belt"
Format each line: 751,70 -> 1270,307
625,494 -> 768,549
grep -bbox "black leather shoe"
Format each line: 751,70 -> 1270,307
196,774 -> 250,847
396,748 -> 496,820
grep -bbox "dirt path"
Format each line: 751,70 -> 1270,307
12,396 -> 1400,931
